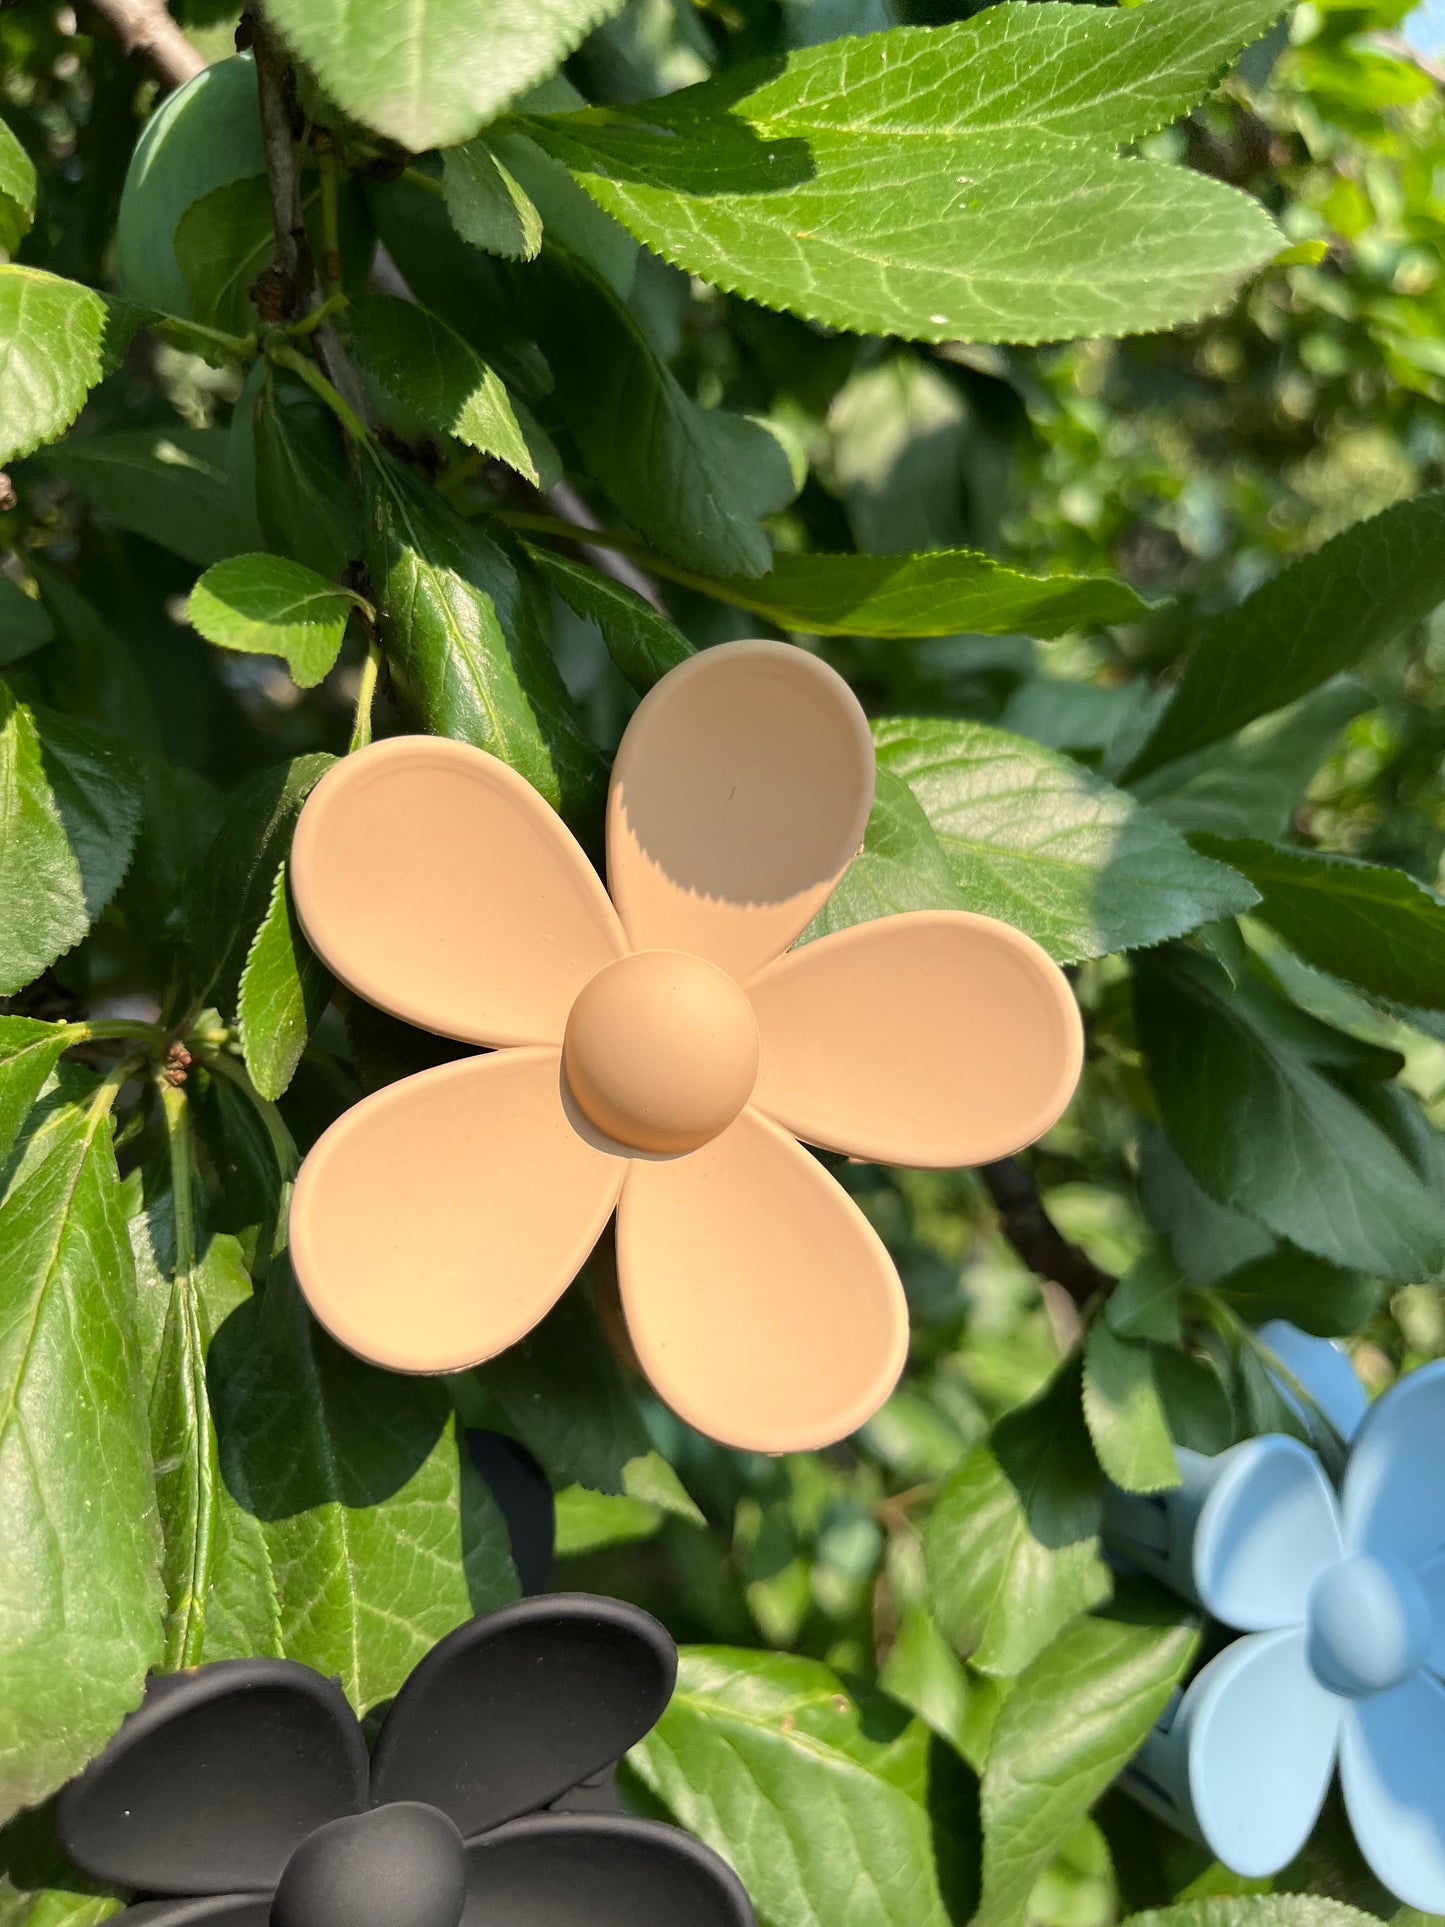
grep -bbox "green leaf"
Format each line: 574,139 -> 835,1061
471,1290 -> 650,1494
679,547 -> 1150,639
237,860 -> 333,1102
525,0 -> 1285,345
526,545 -> 694,692
1122,1901 -> 1383,1927
1105,1250 -> 1184,1344
146,1178 -> 283,1668
1211,1246 -> 1381,1339
444,137 -> 543,259
243,363 -> 363,581
0,1019 -> 84,1164
172,175 -> 272,338
0,688 -> 143,997
1134,946 -> 1445,1279
41,426 -> 247,570
0,581 -> 50,670
1126,493 -> 1445,780
265,0 -> 628,150
1083,1323 -> 1179,1494
351,293 -> 544,485
29,562 -> 163,752
803,767 -> 964,942
0,268 -> 107,466
630,1647 -> 977,1927
1200,837 -> 1445,1012
554,1484 -> 663,1555
0,1078 -> 164,1819
873,716 -> 1257,964
974,1588 -> 1199,1927
188,554 -> 357,690
1138,1124 -> 1274,1285
364,451 -> 604,819
517,247 -> 784,578
0,119 -> 36,255
209,1268 -> 518,1713
196,752 -> 336,1019
1132,678 -> 1372,843
925,1360 -> 1109,1678
552,1453 -> 702,1555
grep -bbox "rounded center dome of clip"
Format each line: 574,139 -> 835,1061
563,950 -> 761,1154
1306,1552 -> 1432,1699
270,1802 -> 467,1927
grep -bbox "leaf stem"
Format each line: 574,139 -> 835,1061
349,630 -> 382,754
491,506 -> 715,606
199,1045 -> 300,1183
400,166 -> 446,200
317,143 -> 344,300
79,1017 -> 168,1047
151,313 -> 258,365
159,1081 -> 196,1289
286,291 -> 346,342
267,340 -> 372,447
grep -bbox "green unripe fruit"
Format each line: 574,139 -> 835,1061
117,56 -> 264,318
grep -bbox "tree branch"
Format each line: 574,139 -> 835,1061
980,1157 -> 1112,1310
82,0 -> 205,87
246,6 -> 312,322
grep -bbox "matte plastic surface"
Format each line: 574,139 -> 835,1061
1109,1347 -> 1445,1912
616,1107 -> 909,1454
606,640 -> 875,981
290,1048 -> 622,1374
371,1596 -> 675,1836
268,1805 -> 467,1927
292,736 -> 625,1048
288,639 -> 1082,1450
748,910 -> 1083,1166
57,1661 -> 368,1894
62,1597 -> 753,1927
460,1813 -> 754,1926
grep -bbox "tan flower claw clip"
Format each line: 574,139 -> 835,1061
289,640 -> 1083,1452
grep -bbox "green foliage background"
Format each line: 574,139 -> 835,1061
2,1 -> 1444,1925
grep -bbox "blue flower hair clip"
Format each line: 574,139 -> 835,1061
1105,1332 -> 1445,1911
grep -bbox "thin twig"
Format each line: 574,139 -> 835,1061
980,1157 -> 1113,1310
247,6 -> 312,321
82,0 -> 205,87
248,5 -> 369,419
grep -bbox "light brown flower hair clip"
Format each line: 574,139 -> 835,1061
289,641 -> 1082,1452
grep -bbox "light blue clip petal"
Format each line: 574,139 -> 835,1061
1193,1436 -> 1344,1630
1340,1672 -> 1445,1913
1344,1359 -> 1445,1570
1125,1631 -> 1340,1876
1105,1436 -> 1344,1629
1258,1320 -> 1369,1444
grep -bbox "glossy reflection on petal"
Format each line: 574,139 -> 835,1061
1341,1671 -> 1445,1913
615,1109 -> 908,1452
607,641 -> 874,982
290,1049 -> 623,1373
749,910 -> 1081,1166
292,737 -> 625,1048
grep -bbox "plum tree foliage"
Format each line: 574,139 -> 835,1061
2,1 -> 1444,1923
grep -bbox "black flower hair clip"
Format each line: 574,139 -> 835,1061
56,1595 -> 753,1927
